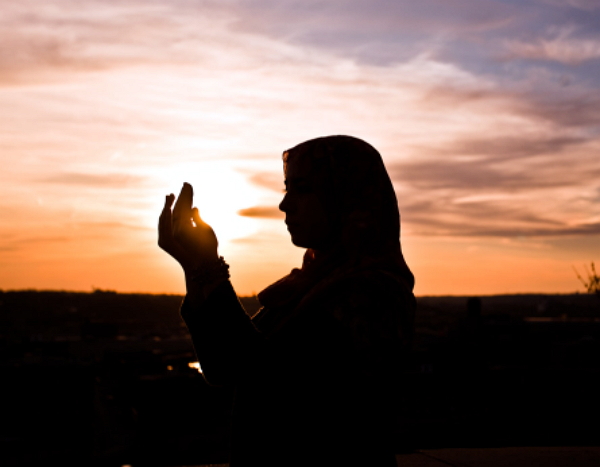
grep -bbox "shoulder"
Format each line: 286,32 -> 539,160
323,268 -> 413,314
316,268 -> 415,346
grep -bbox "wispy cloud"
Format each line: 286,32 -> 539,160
40,172 -> 147,187
237,206 -> 283,219
540,0 -> 600,12
0,0 -> 231,84
505,28 -> 600,64
247,172 -> 284,192
223,0 -> 519,66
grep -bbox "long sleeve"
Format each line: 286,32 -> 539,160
180,280 -> 263,387
224,269 -> 412,467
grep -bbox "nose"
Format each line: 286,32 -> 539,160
279,193 -> 289,213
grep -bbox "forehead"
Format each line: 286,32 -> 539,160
283,150 -> 314,180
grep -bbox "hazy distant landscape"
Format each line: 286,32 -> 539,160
1,290 -> 599,466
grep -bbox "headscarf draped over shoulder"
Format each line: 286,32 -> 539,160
255,135 -> 415,336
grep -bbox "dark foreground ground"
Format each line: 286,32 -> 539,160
195,447 -> 600,467
1,290 -> 599,466
401,447 -> 600,467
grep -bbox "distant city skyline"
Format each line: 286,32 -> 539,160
1,0 -> 599,295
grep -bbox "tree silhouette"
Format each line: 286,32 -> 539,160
574,262 -> 600,296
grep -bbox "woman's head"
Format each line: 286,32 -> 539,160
278,145 -> 333,250
279,135 -> 401,259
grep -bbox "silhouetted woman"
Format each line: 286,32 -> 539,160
158,135 -> 415,467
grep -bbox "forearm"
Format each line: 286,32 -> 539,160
181,279 -> 262,386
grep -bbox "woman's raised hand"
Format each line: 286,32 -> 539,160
158,182 -> 219,273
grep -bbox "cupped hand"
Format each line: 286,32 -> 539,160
158,183 -> 219,273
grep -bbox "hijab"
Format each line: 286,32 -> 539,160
255,135 -> 414,335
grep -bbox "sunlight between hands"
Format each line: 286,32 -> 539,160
158,182 -> 219,273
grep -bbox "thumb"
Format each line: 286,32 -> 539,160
192,207 -> 219,256
192,207 -> 206,227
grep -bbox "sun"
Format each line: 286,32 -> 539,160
154,160 -> 261,248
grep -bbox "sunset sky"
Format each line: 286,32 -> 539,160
1,0 -> 599,296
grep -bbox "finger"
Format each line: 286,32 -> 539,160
159,194 -> 174,227
158,195 -> 176,248
159,194 -> 174,219
172,183 -> 193,222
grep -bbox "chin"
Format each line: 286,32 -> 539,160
290,235 -> 310,248
290,234 -> 332,251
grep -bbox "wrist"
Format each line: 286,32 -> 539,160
185,256 -> 230,299
183,250 -> 219,273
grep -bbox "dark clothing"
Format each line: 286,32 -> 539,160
181,135 -> 415,465
181,265 -> 414,467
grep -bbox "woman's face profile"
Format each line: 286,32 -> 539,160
279,153 -> 332,250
